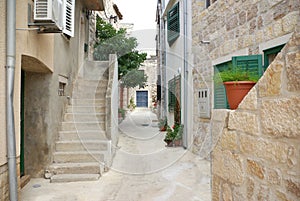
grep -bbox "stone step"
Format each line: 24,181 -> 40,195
74,84 -> 108,92
74,79 -> 108,87
66,106 -> 106,113
53,151 -> 105,163
58,130 -> 107,141
50,174 -> 100,183
49,162 -> 101,175
55,140 -> 108,152
72,91 -> 106,99
64,113 -> 106,122
70,98 -> 105,106
61,122 -> 105,131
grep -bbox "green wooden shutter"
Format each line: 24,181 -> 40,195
263,44 -> 284,71
167,2 -> 180,45
174,75 -> 181,123
168,78 -> 176,112
214,62 -> 230,109
232,55 -> 263,77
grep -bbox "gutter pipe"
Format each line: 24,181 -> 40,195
6,0 -> 18,200
159,1 -> 167,118
183,0 -> 188,148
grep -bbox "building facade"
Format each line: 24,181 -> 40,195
0,0 -> 109,200
156,0 -> 193,148
192,0 -> 299,200
126,56 -> 158,110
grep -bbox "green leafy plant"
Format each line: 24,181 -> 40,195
164,123 -> 183,141
127,97 -> 136,111
158,117 -> 168,131
214,65 -> 260,84
118,108 -> 126,119
121,69 -> 148,89
93,16 -> 147,80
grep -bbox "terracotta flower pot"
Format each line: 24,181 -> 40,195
223,81 -> 256,110
173,139 -> 182,146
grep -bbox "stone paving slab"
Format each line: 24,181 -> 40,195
20,109 -> 211,201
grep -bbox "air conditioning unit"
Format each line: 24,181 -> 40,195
34,0 -> 63,32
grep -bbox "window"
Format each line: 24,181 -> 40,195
214,55 -> 263,109
58,82 -> 66,96
168,78 -> 176,111
168,75 -> 181,113
206,0 -> 218,8
167,2 -> 180,45
58,75 -> 68,96
263,44 -> 284,72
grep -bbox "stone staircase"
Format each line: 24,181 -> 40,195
49,61 -> 112,183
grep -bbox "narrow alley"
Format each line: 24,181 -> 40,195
20,109 -> 211,201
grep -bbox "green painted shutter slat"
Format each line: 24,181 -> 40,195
232,55 -> 263,77
167,2 -> 180,45
168,78 -> 176,112
214,62 -> 230,109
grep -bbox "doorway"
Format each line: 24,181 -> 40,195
20,70 -> 25,176
136,91 -> 148,107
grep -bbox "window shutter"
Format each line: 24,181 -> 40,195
168,78 -> 176,112
232,55 -> 263,77
174,75 -> 181,123
214,62 -> 230,109
263,44 -> 284,71
167,2 -> 180,45
63,0 -> 75,37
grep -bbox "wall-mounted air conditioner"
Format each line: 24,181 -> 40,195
34,0 -> 63,32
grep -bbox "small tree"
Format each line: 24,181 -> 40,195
121,69 -> 148,89
93,16 -> 147,80
94,17 -> 148,109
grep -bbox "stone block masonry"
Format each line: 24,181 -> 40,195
0,164 -> 9,201
211,30 -> 300,201
192,0 -> 300,157
0,160 -> 21,201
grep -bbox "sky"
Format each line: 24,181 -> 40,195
114,0 -> 157,31
114,0 -> 157,55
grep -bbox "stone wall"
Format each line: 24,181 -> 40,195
127,56 -> 158,109
192,0 -> 299,158
211,30 -> 300,201
0,161 -> 21,201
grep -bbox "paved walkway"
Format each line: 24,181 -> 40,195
20,108 -> 211,201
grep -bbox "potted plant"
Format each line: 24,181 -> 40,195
164,124 -> 183,147
173,124 -> 183,146
215,67 -> 259,109
164,126 -> 174,146
158,117 -> 168,131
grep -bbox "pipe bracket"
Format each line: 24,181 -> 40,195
5,65 -> 15,69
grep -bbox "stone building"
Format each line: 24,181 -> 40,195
192,0 -> 300,200
125,56 -> 158,109
0,0 -> 120,200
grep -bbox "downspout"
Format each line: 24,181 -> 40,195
183,0 -> 188,148
159,2 -> 166,118
6,0 -> 18,201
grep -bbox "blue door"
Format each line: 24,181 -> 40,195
136,91 -> 148,107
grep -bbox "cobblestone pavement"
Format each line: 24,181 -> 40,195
20,108 -> 211,201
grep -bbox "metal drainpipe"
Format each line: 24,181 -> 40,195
6,0 -> 18,200
183,0 -> 188,149
159,2 -> 166,118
